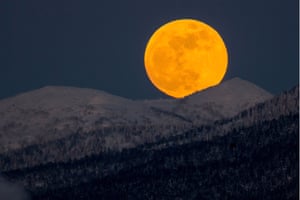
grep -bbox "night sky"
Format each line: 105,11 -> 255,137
1,0 -> 298,100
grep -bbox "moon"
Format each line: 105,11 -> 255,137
144,19 -> 228,98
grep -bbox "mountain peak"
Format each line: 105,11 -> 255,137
0,86 -> 131,109
145,77 -> 273,125
187,77 -> 273,104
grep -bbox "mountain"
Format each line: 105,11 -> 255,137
0,78 -> 272,155
144,77 -> 273,124
0,78 -> 299,200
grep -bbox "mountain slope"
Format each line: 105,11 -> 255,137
34,114 -> 298,200
0,86 -> 183,153
144,78 -> 273,124
0,78 -> 272,156
1,85 -> 297,200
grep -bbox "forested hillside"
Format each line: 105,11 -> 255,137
0,85 -> 298,200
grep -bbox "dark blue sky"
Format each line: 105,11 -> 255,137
1,0 -> 298,99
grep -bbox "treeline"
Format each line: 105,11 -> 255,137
0,123 -> 190,171
38,113 -> 299,200
2,113 -> 298,200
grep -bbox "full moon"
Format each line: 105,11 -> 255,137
144,19 -> 228,98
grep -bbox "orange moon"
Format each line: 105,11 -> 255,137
144,19 -> 228,98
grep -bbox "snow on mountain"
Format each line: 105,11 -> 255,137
0,86 -> 183,153
144,78 -> 273,124
0,78 -> 273,153
0,87 -> 126,150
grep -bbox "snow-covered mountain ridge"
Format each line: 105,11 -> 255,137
0,78 -> 273,153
